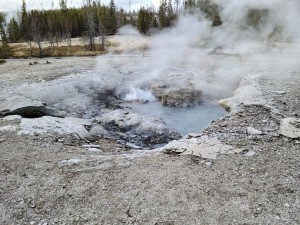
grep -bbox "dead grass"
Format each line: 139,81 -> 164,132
10,44 -> 106,58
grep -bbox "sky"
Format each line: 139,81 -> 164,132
0,0 -> 160,17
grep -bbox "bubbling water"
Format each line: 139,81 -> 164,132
123,87 -> 157,102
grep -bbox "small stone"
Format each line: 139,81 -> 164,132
272,91 -> 286,95
247,127 -> 263,135
243,150 -> 256,157
82,144 -> 100,148
204,161 -> 213,167
283,203 -> 290,208
0,139 -> 5,143
87,148 -> 102,152
274,215 -> 281,220
125,142 -> 142,149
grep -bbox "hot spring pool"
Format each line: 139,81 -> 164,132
121,101 -> 226,135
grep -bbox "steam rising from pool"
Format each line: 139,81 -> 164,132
124,87 -> 156,102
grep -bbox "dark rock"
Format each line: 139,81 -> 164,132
0,95 -> 46,117
98,109 -> 181,147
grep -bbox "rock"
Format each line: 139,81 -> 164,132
98,109 -> 181,146
0,139 -> 5,143
150,83 -> 169,98
42,107 -> 70,118
160,135 -> 244,159
243,150 -> 256,157
2,115 -> 22,121
160,88 -> 202,107
218,85 -> 265,112
125,142 -> 143,149
89,125 -> 108,137
87,148 -> 102,152
272,91 -> 286,95
204,161 -> 213,166
82,144 -> 101,148
0,95 -> 46,117
17,116 -> 91,139
247,127 -> 263,135
58,159 -> 81,166
0,125 -> 17,132
279,117 -> 300,138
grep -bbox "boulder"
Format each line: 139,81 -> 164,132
89,125 -> 109,137
279,117 -> 300,139
159,135 -> 244,159
98,109 -> 181,146
0,95 -> 46,117
160,88 -> 202,107
18,116 -> 91,139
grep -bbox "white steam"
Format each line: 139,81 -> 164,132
124,87 -> 156,102
100,0 -> 300,103
213,0 -> 300,47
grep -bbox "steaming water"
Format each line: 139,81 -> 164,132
124,87 -> 156,102
122,87 -> 226,135
122,101 -> 225,135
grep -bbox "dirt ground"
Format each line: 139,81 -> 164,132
0,55 -> 300,225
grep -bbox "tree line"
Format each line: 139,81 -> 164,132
0,0 -> 222,58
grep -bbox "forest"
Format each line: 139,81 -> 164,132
0,0 -> 221,58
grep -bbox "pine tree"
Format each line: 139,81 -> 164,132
138,7 -> 154,34
108,0 -> 117,34
20,0 -> 30,41
7,18 -> 21,42
158,0 -> 167,28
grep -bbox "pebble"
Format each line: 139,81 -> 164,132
272,91 -> 286,95
204,161 -> 213,167
0,139 -> 5,143
247,127 -> 263,135
87,148 -> 102,152
82,144 -> 100,148
125,142 -> 142,149
243,150 -> 256,157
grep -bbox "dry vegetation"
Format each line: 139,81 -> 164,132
8,38 -> 109,58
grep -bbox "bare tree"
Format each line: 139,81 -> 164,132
30,11 -> 43,57
84,0 -> 97,51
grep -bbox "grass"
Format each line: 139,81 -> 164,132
10,44 -> 106,58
